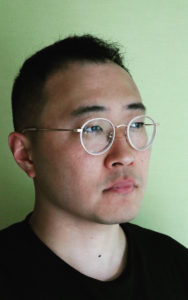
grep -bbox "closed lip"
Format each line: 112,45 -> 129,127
103,177 -> 137,194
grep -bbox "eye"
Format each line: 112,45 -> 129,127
84,125 -> 103,134
130,122 -> 144,129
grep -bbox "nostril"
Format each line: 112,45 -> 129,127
112,162 -> 123,167
112,160 -> 134,167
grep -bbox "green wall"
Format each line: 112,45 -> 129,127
1,0 -> 188,246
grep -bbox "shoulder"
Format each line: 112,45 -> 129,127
1,220 -> 25,240
121,223 -> 188,297
122,223 -> 188,280
122,223 -> 188,273
1,222 -> 22,240
122,222 -> 188,257
0,216 -> 32,254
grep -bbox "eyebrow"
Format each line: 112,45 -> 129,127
126,102 -> 146,111
71,102 -> 146,117
71,105 -> 107,116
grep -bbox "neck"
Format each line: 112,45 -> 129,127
29,204 -> 127,281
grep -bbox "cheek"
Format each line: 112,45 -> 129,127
137,148 -> 151,164
53,154 -> 102,212
47,140 -> 101,190
137,150 -> 151,181
63,154 -> 101,186
32,136 -> 105,214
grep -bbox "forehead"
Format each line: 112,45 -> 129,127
41,62 -> 143,123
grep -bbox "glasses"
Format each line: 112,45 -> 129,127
22,115 -> 158,156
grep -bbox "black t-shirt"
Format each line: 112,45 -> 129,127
1,215 -> 188,299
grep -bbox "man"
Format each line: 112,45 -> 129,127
1,35 -> 188,299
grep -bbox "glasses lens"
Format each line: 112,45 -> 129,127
81,119 -> 114,155
128,116 -> 156,150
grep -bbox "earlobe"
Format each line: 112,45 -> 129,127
8,132 -> 36,178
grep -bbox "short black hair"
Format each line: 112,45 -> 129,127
11,34 -> 131,132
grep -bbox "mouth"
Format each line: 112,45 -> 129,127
103,178 -> 137,195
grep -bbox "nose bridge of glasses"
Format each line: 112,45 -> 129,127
116,124 -> 128,129
113,124 -> 129,145
115,124 -> 128,137
109,123 -> 134,155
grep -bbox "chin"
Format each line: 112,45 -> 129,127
93,192 -> 142,225
93,204 -> 141,225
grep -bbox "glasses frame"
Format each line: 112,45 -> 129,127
21,115 -> 158,156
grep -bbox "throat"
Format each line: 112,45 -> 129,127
71,226 -> 127,282
29,212 -> 127,281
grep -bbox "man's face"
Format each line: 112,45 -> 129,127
31,62 -> 151,225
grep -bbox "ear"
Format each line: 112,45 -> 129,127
8,132 -> 36,178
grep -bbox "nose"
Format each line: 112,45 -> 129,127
104,133 -> 135,169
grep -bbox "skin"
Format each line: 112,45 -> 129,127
9,62 -> 151,281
